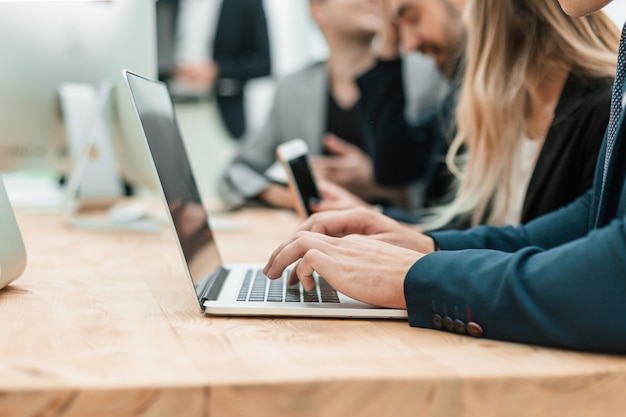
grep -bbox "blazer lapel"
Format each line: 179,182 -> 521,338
522,73 -> 579,220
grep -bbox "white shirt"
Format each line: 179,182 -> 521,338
174,0 -> 223,66
500,133 -> 544,226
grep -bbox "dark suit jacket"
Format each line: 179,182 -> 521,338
405,78 -> 626,353
213,0 -> 271,138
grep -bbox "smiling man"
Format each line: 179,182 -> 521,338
219,0 -> 448,213
350,0 -> 466,212
384,0 -> 466,78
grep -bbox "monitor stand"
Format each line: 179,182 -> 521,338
58,81 -> 159,232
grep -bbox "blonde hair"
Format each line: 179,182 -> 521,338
424,0 -> 619,229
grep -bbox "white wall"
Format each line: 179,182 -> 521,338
604,2 -> 626,26
245,0 -> 328,134
263,0 -> 327,77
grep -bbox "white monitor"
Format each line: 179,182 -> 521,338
0,0 -> 159,195
0,176 -> 26,289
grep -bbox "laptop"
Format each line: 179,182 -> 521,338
123,70 -> 408,319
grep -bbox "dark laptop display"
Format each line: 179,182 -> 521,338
125,71 -> 222,300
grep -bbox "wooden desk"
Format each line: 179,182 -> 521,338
2,202 -> 626,417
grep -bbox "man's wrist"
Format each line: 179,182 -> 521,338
419,233 -> 440,254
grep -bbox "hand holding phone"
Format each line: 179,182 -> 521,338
276,138 -> 322,218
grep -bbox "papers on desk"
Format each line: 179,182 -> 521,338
2,171 -> 65,211
209,214 -> 245,232
2,171 -> 245,232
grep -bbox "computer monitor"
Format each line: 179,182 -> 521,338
0,0 -> 159,195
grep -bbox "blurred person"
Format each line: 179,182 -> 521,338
172,0 -> 271,139
328,0 -> 616,231
219,0 -> 448,210
429,0 -> 617,228
263,0 -> 626,354
280,0 -> 466,218
350,0 -> 467,218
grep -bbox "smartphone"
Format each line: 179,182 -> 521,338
276,138 -> 321,218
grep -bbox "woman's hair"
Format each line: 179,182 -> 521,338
424,0 -> 619,229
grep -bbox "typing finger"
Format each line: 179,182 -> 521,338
265,232 -> 334,280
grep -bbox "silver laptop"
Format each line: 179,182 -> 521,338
123,70 -> 408,319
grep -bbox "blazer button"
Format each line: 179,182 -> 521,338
454,319 -> 466,334
432,314 -> 443,329
466,322 -> 483,337
443,316 -> 454,332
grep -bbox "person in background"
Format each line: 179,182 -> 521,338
355,0 -> 467,213
317,0 -> 617,233
219,0 -> 448,210
426,0 -> 617,229
170,0 -> 271,139
263,0 -> 626,354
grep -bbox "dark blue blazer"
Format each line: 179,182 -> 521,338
405,78 -> 626,352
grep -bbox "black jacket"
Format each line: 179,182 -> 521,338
520,73 -> 611,222
212,0 -> 271,138
160,0 -> 271,139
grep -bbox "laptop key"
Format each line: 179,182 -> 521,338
236,269 -> 336,304
285,285 -> 301,302
236,270 -> 254,301
266,273 -> 284,302
318,276 -> 339,303
303,288 -> 319,303
248,270 -> 268,302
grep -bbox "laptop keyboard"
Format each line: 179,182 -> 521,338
236,269 -> 340,303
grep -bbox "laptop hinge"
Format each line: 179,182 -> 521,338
198,266 -> 230,310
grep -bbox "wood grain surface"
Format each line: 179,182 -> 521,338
1,200 -> 625,417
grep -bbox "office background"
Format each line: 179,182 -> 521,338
175,0 -> 626,205
3,0 -> 625,207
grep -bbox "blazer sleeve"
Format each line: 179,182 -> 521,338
214,0 -> 271,82
430,190 -> 593,252
405,192 -> 626,353
356,59 -> 450,187
218,92 -> 282,205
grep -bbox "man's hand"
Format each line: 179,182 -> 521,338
296,207 -> 436,254
311,135 -> 407,204
264,232 -> 422,309
310,180 -> 371,213
258,183 -> 294,209
376,0 -> 401,60
310,134 -> 375,195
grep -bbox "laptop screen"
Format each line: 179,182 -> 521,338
124,71 -> 222,303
